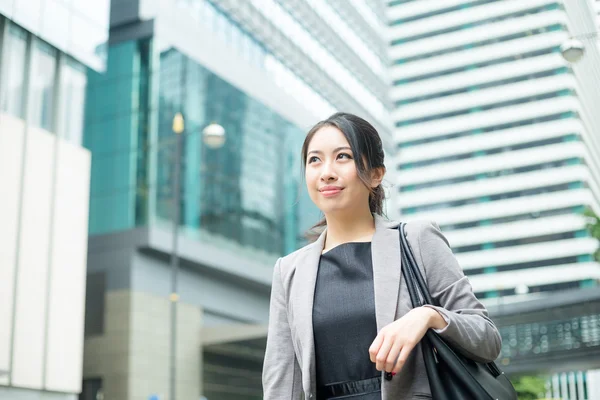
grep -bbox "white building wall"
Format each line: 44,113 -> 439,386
0,112 -> 91,394
388,0 -> 600,302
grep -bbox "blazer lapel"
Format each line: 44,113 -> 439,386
294,228 -> 326,393
371,215 -> 402,332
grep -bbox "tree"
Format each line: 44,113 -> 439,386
583,206 -> 600,262
512,375 -> 547,400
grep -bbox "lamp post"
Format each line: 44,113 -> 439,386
560,32 -> 599,63
561,38 -> 586,63
169,112 -> 184,400
169,116 -> 225,400
202,122 -> 226,148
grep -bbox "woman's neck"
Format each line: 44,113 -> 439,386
323,208 -> 376,252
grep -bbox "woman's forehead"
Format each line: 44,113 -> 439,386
308,126 -> 350,149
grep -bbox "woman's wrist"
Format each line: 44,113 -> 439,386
420,306 -> 448,330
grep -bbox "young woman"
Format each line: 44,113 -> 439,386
262,112 -> 501,400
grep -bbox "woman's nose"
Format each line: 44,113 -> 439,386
320,163 -> 337,181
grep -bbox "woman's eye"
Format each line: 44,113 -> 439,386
338,153 -> 352,160
308,156 -> 319,163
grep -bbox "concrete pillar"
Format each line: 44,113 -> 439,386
83,290 -> 203,400
588,369 -> 600,400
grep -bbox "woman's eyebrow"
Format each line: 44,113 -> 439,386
307,146 -> 352,155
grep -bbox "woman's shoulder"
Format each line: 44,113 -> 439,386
401,219 -> 449,248
401,219 -> 442,235
375,215 -> 440,235
277,240 -> 321,270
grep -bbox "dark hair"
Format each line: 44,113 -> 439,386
301,112 -> 386,241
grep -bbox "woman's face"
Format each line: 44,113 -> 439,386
305,126 -> 373,216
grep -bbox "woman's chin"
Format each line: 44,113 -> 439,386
320,204 -> 354,216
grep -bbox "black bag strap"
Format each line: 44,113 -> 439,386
399,222 -> 439,308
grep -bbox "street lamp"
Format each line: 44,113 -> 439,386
202,122 -> 226,149
173,112 -> 185,134
169,116 -> 225,400
560,32 -> 599,63
561,38 -> 586,63
170,112 -> 184,400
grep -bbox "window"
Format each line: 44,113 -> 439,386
399,111 -> 577,148
440,206 -> 582,231
400,157 -> 583,192
396,90 -> 574,127
390,0 -> 498,24
393,46 -> 559,86
391,3 -> 560,44
396,67 -> 569,106
453,230 -> 584,254
84,272 -> 105,337
470,256 -> 581,276
399,134 -> 577,170
29,39 -> 57,131
393,24 -> 564,65
401,181 -> 585,214
0,24 -> 28,118
59,58 -> 87,144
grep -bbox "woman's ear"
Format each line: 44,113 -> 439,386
371,167 -> 386,188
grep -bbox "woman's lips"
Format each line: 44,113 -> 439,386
320,188 -> 343,197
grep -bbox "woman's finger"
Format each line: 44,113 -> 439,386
385,339 -> 403,372
375,336 -> 394,371
392,340 -> 416,374
369,333 -> 384,363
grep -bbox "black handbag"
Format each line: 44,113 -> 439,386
397,223 -> 518,400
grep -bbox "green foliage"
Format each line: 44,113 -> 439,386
583,206 -> 600,262
512,375 -> 547,400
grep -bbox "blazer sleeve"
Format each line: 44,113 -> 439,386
407,220 -> 502,363
262,257 -> 303,399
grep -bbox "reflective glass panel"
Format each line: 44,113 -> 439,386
1,24 -> 27,118
29,39 -> 57,130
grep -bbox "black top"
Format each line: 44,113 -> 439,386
312,242 -> 381,399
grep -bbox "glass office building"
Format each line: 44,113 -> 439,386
0,0 -> 109,399
85,40 -> 307,256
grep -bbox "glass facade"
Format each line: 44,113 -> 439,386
29,40 -> 57,130
175,0 -> 334,119
248,0 -> 385,119
401,181 -> 587,214
391,3 -> 561,43
399,111 -> 578,148
393,24 -> 565,65
58,58 -> 88,144
0,16 -> 88,142
497,312 -> 600,360
453,230 -> 587,254
393,46 -> 562,86
0,23 -> 28,118
399,134 -> 578,170
389,0 -> 500,25
401,157 -> 584,192
440,205 -> 585,231
85,39 -> 317,256
0,0 -> 110,70
396,89 -> 575,127
396,67 -> 570,106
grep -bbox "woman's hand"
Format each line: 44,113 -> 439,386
369,307 -> 448,374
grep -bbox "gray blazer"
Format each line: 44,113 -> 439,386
262,215 -> 502,400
